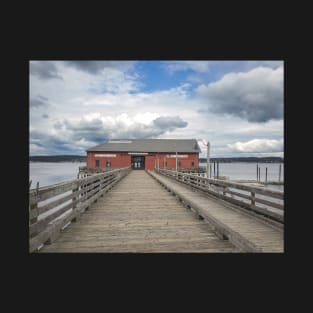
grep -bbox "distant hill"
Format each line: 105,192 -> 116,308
30,155 -> 86,162
199,157 -> 283,163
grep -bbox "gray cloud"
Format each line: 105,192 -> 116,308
30,95 -> 49,108
197,66 -> 283,123
63,118 -> 109,142
53,121 -> 63,129
30,130 -> 83,155
63,61 -> 134,74
42,114 -> 49,119
64,115 -> 188,141
30,61 -> 62,80
39,114 -> 189,154
153,116 -> 188,129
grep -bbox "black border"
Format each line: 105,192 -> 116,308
9,39 -> 294,289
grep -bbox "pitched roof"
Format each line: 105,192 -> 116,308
87,139 -> 201,153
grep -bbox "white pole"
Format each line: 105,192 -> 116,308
207,141 -> 210,178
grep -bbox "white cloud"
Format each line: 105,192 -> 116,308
133,112 -> 160,124
30,61 -> 140,103
245,60 -> 284,69
228,139 -> 283,153
88,69 -> 141,93
30,61 -> 284,157
197,139 -> 208,156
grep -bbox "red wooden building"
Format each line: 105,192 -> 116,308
86,139 -> 201,171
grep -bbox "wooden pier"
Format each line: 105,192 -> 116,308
29,167 -> 284,253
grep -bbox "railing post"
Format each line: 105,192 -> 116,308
29,182 -> 39,238
71,181 -> 80,222
223,186 -> 227,196
99,174 -> 103,193
72,185 -> 77,210
251,191 -> 255,206
83,174 -> 87,203
256,164 -> 258,182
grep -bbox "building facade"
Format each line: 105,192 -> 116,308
86,139 -> 201,171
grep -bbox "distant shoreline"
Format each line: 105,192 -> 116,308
200,157 -> 283,163
29,155 -> 86,162
29,155 -> 283,163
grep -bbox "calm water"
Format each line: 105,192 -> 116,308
29,161 -> 284,191
29,162 -> 86,188
200,162 -> 284,191
199,162 -> 284,180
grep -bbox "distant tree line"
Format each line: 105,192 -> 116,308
199,157 -> 284,163
30,155 -> 283,163
30,155 -> 86,162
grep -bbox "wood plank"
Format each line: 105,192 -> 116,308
33,181 -> 79,202
149,171 -> 284,252
29,200 -> 77,236
37,168 -> 283,253
160,169 -> 284,199
29,167 -> 130,205
254,197 -> 284,210
226,189 -> 252,201
40,171 -> 237,253
159,173 -> 284,223
31,189 -> 80,219
30,168 -> 130,252
29,207 -> 83,252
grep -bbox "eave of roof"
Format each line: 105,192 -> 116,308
86,139 -> 201,153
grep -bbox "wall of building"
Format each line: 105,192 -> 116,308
144,154 -> 156,170
150,153 -> 199,171
87,152 -> 199,170
87,152 -> 131,169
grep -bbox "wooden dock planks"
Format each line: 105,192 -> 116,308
40,171 -> 237,253
149,171 -> 284,253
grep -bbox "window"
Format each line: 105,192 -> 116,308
95,160 -> 100,167
106,160 -> 111,168
191,161 -> 194,168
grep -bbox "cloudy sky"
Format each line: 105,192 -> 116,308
29,60 -> 284,158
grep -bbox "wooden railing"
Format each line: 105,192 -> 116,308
78,166 -> 123,173
164,167 -> 207,173
155,168 -> 284,223
29,167 -> 131,252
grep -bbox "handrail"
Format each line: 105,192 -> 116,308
29,166 -> 131,252
155,168 -> 284,223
